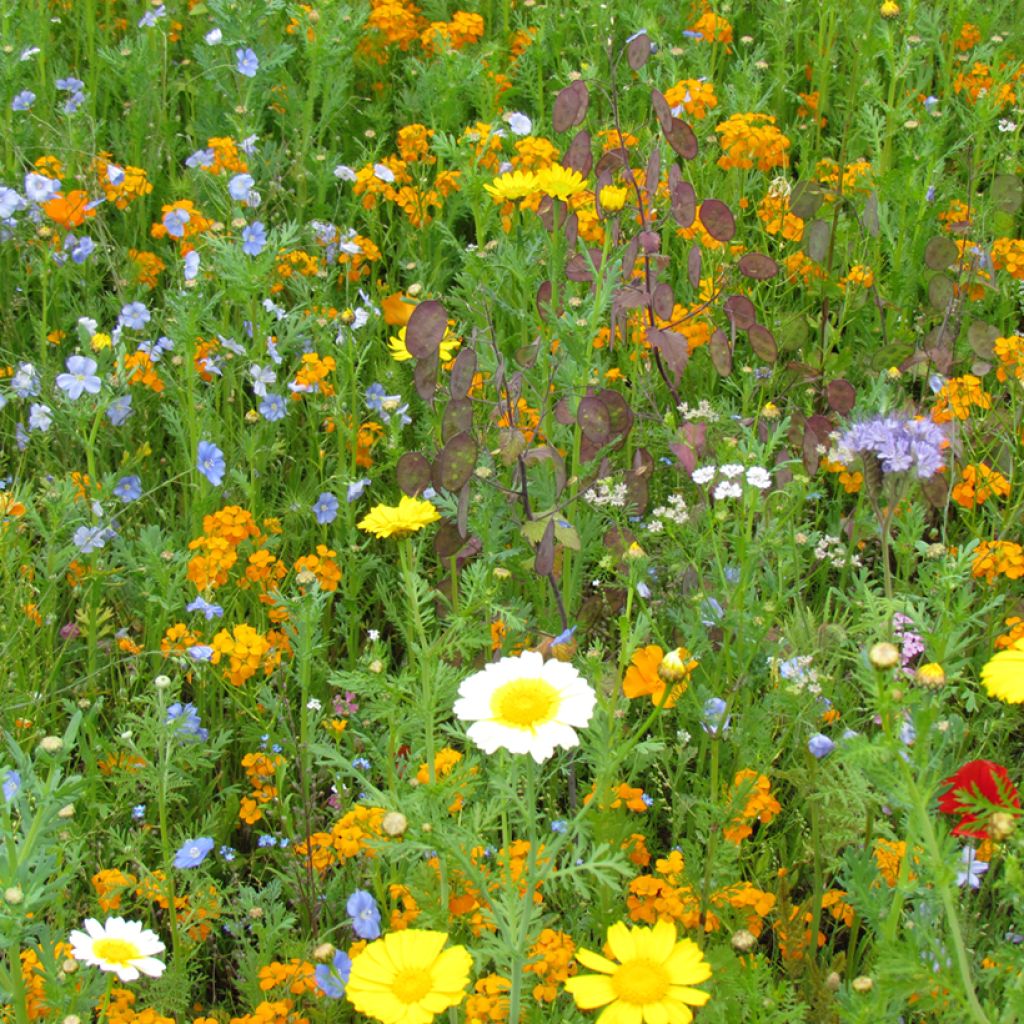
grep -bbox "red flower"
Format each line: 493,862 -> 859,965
938,759 -> 1020,838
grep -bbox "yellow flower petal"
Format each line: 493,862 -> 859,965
564,973 -> 616,1008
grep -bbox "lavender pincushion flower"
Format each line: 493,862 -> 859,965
837,414 -> 946,480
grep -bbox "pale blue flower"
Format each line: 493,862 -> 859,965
11,90 -> 35,111
241,221 -> 266,256
186,596 -> 223,621
56,355 -> 101,400
73,525 -> 107,554
259,393 -> 287,421
957,846 -> 989,889
315,950 -> 352,999
235,47 -> 259,77
313,492 -> 339,524
197,441 -> 225,486
119,302 -> 150,330
106,394 -> 133,426
163,206 -> 191,237
28,403 -> 52,431
173,836 -> 214,868
113,475 -> 142,502
228,173 -> 255,202
346,890 -> 382,939
808,733 -> 835,759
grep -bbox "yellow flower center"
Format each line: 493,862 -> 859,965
490,678 -> 559,730
611,959 -> 670,1004
392,967 -> 433,1003
92,937 -> 141,966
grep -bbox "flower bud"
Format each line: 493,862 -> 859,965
58,803 -> 75,819
38,735 -> 63,754
989,812 -> 1016,841
658,647 -> 695,684
825,971 -> 841,991
868,642 -> 900,669
5,886 -> 24,904
852,976 -> 874,993
313,943 -> 336,961
731,929 -> 756,952
915,662 -> 946,689
382,811 -> 408,837
153,674 -> 171,690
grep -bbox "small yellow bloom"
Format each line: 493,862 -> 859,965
980,641 -> 1024,703
535,165 -> 587,201
880,1 -> 899,16
388,326 -> 461,363
598,184 -> 628,212
483,169 -> 540,202
91,333 -> 112,352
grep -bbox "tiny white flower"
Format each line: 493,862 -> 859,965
745,467 -> 772,490
334,164 -> 357,182
691,466 -> 716,485
719,463 -> 745,479
373,163 -> 395,184
713,481 -> 743,500
504,111 -> 532,135
204,27 -> 222,44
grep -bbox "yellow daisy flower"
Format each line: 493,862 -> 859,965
483,169 -> 540,202
535,165 -> 587,201
980,641 -> 1024,704
388,325 -> 461,363
358,496 -> 441,539
345,929 -> 472,1024
565,919 -> 712,1024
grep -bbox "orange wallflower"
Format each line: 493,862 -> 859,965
723,770 -> 781,844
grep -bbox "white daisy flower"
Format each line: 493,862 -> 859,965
69,917 -> 166,982
453,651 -> 596,763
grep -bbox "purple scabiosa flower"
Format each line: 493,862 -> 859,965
312,492 -> 339,525
56,355 -> 101,400
196,441 -> 225,486
235,47 -> 259,77
346,890 -> 382,939
11,90 -> 35,111
241,221 -> 266,256
173,837 -> 214,869
808,733 -> 835,759
113,475 -> 142,502
315,950 -> 352,999
837,414 -> 946,479
166,702 -> 209,742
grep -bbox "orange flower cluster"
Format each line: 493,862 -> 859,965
723,770 -> 782,844
93,868 -> 138,911
421,11 -> 485,54
991,237 -> 1024,281
583,781 -> 651,813
524,929 -> 577,1002
939,199 -> 972,232
511,136 -> 560,172
388,883 -> 422,930
228,998 -> 310,1024
130,249 -> 166,288
150,199 -> 213,246
995,616 -> 1024,650
293,805 -> 387,872
784,250 -> 827,285
716,114 -> 790,171
107,987 -> 176,1024
627,849 -> 776,935
954,22 -> 982,51
187,506 -> 261,590
258,960 -> 320,996
123,350 -> 165,393
397,123 -> 435,163
951,464 -> 1010,509
821,457 -> 863,494
464,973 -> 511,1022
971,541 -> 1024,583
994,334 -> 1024,381
874,837 -> 912,886
415,746 -> 476,812
293,545 -> 342,592
687,11 -> 733,44
757,192 -> 804,242
815,158 -> 873,194
19,947 -> 65,1021
271,249 -> 320,293
931,374 -> 991,421
461,121 -> 506,172
94,152 -> 152,209
203,136 -> 249,175
240,751 -> 286,825
839,264 -> 874,289
663,78 -> 718,120
953,62 -> 1016,107
211,623 -> 286,686
290,353 -> 336,399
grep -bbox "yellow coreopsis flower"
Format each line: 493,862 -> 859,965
483,169 -> 540,202
388,326 -> 461,363
565,919 -> 712,1024
980,641 -> 1024,703
598,184 -> 628,212
535,165 -> 587,201
358,496 -> 441,539
345,929 -> 472,1024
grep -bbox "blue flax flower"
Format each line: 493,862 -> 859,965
2,768 -> 21,803
315,950 -> 352,999
235,47 -> 259,77
166,702 -> 209,742
173,837 -> 214,869
56,355 -> 101,400
197,441 -> 226,486
241,221 -> 266,256
312,492 -> 339,525
346,889 -> 382,939
113,475 -> 142,503
807,733 -> 835,759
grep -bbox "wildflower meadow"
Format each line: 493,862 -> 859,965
3,0 -> 1024,1021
